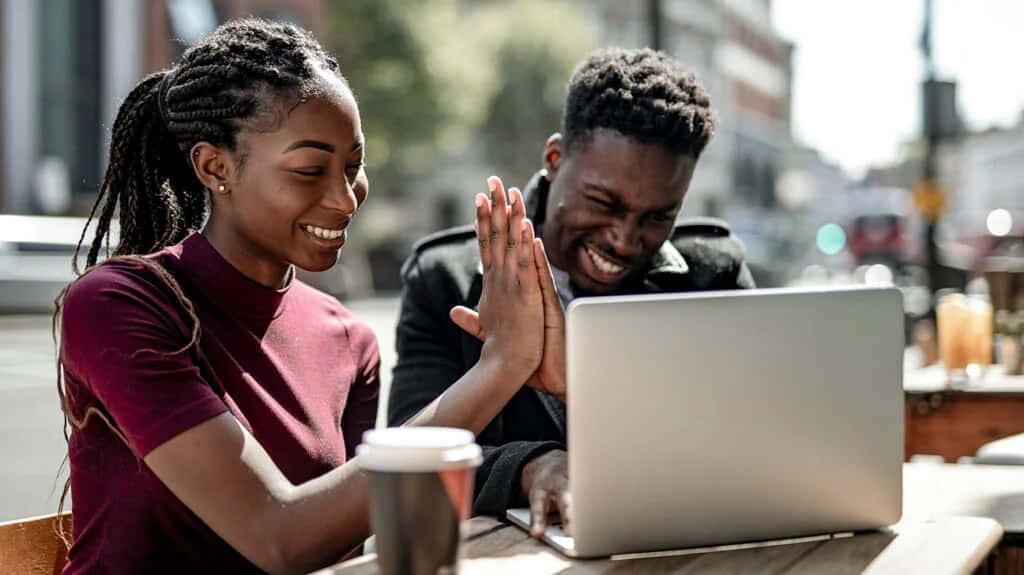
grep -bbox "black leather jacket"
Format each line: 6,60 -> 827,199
388,171 -> 755,514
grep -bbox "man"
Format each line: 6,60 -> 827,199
388,48 -> 754,534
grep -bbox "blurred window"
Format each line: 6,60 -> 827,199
166,0 -> 218,46
38,0 -> 103,199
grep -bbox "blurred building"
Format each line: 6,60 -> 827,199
0,0 -> 323,216
584,0 -> 793,219
581,0 -> 799,285
867,119 -> 1024,244
941,124 -> 1024,241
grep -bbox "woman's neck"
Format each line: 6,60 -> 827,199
201,222 -> 291,289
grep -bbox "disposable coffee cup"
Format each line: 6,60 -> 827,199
358,427 -> 482,575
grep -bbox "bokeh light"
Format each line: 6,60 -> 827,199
864,264 -> 894,286
987,209 -> 1013,237
816,223 -> 846,255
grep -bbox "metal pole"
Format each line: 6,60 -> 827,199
649,0 -> 662,51
921,0 -> 941,296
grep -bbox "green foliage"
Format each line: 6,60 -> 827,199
325,0 -> 449,199
324,0 -> 594,213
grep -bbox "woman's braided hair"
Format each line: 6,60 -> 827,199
53,17 -> 344,547
75,17 -> 342,270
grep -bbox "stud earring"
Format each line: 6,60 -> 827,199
218,184 -> 225,192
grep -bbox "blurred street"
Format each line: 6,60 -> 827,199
0,297 -> 401,521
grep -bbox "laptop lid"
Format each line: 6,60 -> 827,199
565,286 -> 904,557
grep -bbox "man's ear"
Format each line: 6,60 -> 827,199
189,142 -> 232,195
542,133 -> 564,179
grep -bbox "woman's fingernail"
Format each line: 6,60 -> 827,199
487,176 -> 499,194
475,194 -> 485,209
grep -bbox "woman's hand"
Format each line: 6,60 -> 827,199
450,177 -> 544,381
450,178 -> 566,401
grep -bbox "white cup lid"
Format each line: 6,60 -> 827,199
357,427 -> 483,472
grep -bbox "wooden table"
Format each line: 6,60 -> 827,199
318,515 -> 1001,574
903,462 -> 1024,574
903,462 -> 1024,541
905,365 -> 1024,461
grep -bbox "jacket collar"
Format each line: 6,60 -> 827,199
521,170 -> 689,285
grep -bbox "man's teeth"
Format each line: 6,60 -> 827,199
302,224 -> 345,240
585,246 -> 624,275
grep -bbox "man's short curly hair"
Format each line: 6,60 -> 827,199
561,48 -> 715,158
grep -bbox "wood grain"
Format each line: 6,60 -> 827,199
318,516 -> 1001,574
905,391 -> 1024,461
0,513 -> 71,575
903,463 -> 1024,540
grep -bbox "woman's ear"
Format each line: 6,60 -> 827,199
543,133 -> 564,179
189,142 -> 231,195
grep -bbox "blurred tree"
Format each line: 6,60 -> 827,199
321,0 -> 594,293
471,0 -> 595,188
325,0 -> 448,201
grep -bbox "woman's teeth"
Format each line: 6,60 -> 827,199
301,224 -> 345,240
585,246 -> 624,275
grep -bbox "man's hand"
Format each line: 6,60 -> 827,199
520,449 -> 570,537
524,257 -> 565,400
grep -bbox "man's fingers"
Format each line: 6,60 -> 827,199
555,491 -> 572,536
449,306 -> 483,341
475,194 -> 492,271
488,176 -> 508,271
529,488 -> 549,538
534,239 -> 561,319
519,219 -> 537,276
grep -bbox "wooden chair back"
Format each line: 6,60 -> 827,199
0,513 -> 72,575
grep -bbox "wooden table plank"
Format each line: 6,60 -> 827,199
782,531 -> 896,575
860,517 -> 1001,575
785,517 -> 1001,575
903,463 -> 1024,541
319,516 -> 1001,574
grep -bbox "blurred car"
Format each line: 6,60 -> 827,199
847,213 -> 907,268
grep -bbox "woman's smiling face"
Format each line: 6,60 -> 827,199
231,82 -> 367,274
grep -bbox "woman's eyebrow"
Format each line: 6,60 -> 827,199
282,139 -> 335,154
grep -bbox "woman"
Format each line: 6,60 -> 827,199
56,18 -> 555,574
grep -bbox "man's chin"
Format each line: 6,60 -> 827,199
569,271 -> 623,296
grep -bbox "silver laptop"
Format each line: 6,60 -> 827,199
507,286 -> 904,558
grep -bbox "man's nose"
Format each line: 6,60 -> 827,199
608,218 -> 642,258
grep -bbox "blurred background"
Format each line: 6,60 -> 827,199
1,0 -> 1023,520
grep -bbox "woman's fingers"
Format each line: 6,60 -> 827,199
475,194 -> 492,272
506,188 -> 524,279
449,306 -> 484,341
487,176 -> 509,272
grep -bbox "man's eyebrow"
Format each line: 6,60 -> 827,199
585,180 -> 679,212
583,181 -> 621,200
282,139 -> 335,154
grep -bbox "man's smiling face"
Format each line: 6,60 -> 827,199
541,128 -> 696,295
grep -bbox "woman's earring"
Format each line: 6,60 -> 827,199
218,184 -> 225,192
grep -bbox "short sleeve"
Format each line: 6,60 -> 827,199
60,260 -> 229,457
341,317 -> 380,459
